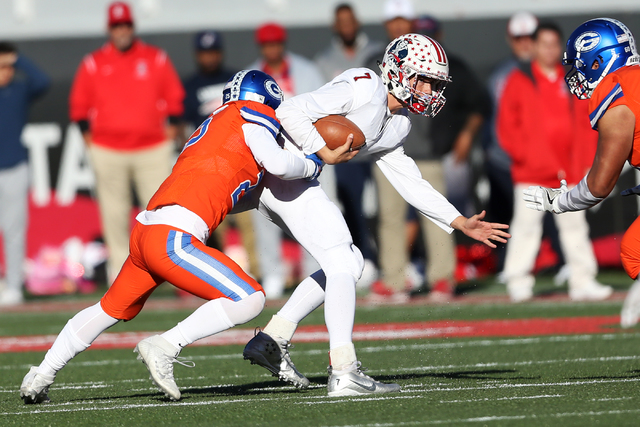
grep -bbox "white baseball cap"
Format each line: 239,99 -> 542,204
507,11 -> 538,37
384,0 -> 415,21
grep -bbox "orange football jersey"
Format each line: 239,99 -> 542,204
588,65 -> 640,166
148,100 -> 280,235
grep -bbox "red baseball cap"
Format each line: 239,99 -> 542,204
108,1 -> 134,27
255,23 -> 287,44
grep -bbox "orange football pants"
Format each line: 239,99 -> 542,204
101,222 -> 264,321
621,216 -> 640,280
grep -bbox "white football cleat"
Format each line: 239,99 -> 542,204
0,288 -> 24,307
569,281 -> 613,301
20,367 -> 54,404
327,363 -> 401,397
243,331 -> 309,388
134,335 -> 194,401
621,281 -> 640,328
507,276 -> 535,303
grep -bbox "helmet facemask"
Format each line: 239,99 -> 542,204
563,57 -> 592,100
406,72 -> 448,116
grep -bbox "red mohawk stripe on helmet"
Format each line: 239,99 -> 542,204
429,37 -> 447,65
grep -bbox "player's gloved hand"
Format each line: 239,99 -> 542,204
621,184 -> 640,196
523,179 -> 568,214
305,153 -> 324,181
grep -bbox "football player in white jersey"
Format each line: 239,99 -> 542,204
242,34 -> 510,397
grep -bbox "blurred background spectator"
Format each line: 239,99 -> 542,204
0,41 -> 50,306
181,30 -> 260,281
182,30 -> 235,135
247,22 -> 325,299
483,11 -> 538,273
368,8 -> 491,303
315,3 -> 383,292
69,1 -> 185,285
314,3 -> 383,82
497,22 -> 613,302
365,0 -> 416,303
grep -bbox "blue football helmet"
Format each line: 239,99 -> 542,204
222,70 -> 283,109
563,18 -> 640,99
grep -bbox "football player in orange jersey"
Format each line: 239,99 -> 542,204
522,18 -> 640,325
19,70 -> 343,404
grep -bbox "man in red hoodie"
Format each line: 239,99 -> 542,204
70,2 -> 185,284
497,22 -> 612,302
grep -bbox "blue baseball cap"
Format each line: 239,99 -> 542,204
195,30 -> 223,51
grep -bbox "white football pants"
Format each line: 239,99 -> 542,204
256,173 -> 364,349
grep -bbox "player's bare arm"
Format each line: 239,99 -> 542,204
450,210 -> 511,249
586,104 -> 635,197
315,133 -> 359,164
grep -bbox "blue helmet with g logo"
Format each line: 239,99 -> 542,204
222,70 -> 283,110
563,18 -> 640,99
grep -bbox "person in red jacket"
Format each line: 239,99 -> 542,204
69,1 -> 185,284
497,22 -> 612,302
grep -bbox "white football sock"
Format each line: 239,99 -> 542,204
263,315 -> 298,342
329,343 -> 358,372
38,302 -> 119,377
277,270 -> 326,325
324,272 -> 356,350
162,292 -> 265,348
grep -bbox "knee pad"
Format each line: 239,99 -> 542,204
320,243 -> 364,281
219,291 -> 266,326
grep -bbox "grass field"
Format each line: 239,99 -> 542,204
1,272 -> 639,426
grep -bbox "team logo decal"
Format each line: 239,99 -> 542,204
575,32 -> 601,52
388,39 -> 410,63
264,80 -> 282,100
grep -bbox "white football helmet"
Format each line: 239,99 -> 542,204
379,33 -> 452,117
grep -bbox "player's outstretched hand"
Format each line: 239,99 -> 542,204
451,210 -> 510,249
316,134 -> 360,165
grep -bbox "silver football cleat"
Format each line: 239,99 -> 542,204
327,363 -> 401,397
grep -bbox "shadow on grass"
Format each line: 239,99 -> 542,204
183,378 -> 313,399
569,369 -> 640,381
376,369 -> 539,381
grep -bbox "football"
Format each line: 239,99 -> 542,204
313,115 -> 366,151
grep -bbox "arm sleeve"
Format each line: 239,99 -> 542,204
69,57 -> 94,122
14,55 -> 51,101
243,123 -> 317,180
157,51 -> 185,117
373,146 -> 462,233
275,81 -> 355,155
496,74 -> 524,163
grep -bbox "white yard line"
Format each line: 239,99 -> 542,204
2,377 -> 638,415
3,332 -> 639,372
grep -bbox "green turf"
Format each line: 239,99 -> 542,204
1,272 -> 639,426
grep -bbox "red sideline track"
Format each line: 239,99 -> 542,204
0,316 -> 622,353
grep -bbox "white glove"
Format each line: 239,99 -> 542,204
523,179 -> 568,214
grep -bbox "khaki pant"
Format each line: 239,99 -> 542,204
89,142 -> 173,283
0,162 -> 29,293
374,160 -> 456,291
503,184 -> 598,293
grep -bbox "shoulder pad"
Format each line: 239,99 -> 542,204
240,106 -> 281,139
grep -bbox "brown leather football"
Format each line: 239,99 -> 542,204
313,115 -> 366,151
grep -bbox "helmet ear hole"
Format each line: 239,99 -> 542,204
591,59 -> 600,70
